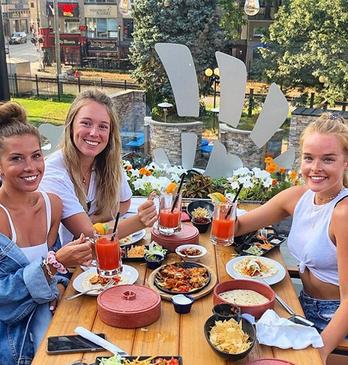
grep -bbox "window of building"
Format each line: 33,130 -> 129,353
30,2 -> 34,8
86,18 -> 117,38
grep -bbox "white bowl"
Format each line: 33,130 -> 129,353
175,244 -> 207,261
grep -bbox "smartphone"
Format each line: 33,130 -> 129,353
47,333 -> 106,354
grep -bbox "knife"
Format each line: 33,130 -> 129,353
74,326 -> 128,356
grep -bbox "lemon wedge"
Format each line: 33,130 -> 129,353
93,223 -> 109,235
208,192 -> 227,203
166,182 -> 177,194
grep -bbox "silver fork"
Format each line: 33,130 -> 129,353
65,279 -> 114,301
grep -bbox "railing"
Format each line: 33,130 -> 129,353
8,73 -> 139,101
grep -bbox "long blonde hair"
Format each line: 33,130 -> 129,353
0,101 -> 40,151
62,89 -> 122,215
300,112 -> 348,187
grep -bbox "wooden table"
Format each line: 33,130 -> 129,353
32,229 -> 323,365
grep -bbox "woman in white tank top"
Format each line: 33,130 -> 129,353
0,102 -> 93,365
234,113 -> 348,364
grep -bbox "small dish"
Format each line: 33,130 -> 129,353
145,254 -> 165,270
175,244 -> 207,261
212,303 -> 241,322
187,200 -> 214,219
171,294 -> 194,314
191,217 -> 211,233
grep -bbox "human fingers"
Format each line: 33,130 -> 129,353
148,191 -> 157,201
49,299 -> 57,314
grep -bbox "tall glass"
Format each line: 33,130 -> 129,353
210,202 -> 237,246
95,232 -> 122,278
158,192 -> 182,236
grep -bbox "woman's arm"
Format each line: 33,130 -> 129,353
235,186 -> 305,236
318,200 -> 348,363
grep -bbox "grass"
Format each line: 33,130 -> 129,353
12,97 -> 71,126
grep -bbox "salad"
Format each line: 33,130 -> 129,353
144,242 -> 167,261
99,355 -> 180,365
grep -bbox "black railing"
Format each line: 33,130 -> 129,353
8,73 -> 139,100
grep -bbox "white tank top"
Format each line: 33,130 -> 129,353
0,192 -> 51,261
287,188 -> 348,286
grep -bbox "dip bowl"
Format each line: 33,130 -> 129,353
213,279 -> 275,319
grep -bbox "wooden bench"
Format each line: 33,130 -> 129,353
287,266 -> 348,355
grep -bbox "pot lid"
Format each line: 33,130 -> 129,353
152,223 -> 199,243
98,284 -> 161,313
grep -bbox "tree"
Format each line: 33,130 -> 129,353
256,0 -> 348,103
129,0 -> 224,109
218,0 -> 245,41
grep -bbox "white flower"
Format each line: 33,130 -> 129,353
233,167 -> 252,177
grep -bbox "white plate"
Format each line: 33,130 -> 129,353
73,265 -> 139,296
225,255 -> 286,285
119,229 -> 146,247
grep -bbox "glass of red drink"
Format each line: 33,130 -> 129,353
95,232 -> 122,278
210,202 -> 237,246
158,191 -> 182,236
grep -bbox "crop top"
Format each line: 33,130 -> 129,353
287,188 -> 348,286
0,191 -> 51,261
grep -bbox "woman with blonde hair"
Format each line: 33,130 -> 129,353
235,113 -> 348,364
0,101 -> 92,365
40,89 -> 157,245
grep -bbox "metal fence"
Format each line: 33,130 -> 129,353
8,73 -> 139,101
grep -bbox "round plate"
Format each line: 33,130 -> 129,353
73,265 -> 139,296
226,255 -> 286,285
120,229 -> 146,247
246,360 -> 295,365
154,261 -> 211,295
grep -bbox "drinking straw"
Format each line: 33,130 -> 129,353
225,184 -> 243,219
111,212 -> 120,241
170,172 -> 187,213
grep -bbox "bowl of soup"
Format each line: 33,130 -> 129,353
213,279 -> 275,319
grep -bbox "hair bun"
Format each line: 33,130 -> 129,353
0,102 -> 27,126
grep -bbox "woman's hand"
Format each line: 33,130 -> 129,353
49,283 -> 65,315
137,192 -> 158,228
56,233 -> 93,268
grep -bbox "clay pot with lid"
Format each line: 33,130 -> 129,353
97,284 -> 161,328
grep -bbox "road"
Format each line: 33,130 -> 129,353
7,38 -> 40,63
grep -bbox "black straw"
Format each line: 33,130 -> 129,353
225,184 -> 243,219
111,212 -> 120,241
170,172 -> 187,213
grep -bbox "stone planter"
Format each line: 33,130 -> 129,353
149,119 -> 203,166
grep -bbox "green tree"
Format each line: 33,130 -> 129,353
256,0 -> 348,103
218,0 -> 245,40
129,0 -> 224,109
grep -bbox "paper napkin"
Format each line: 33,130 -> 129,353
256,309 -> 324,349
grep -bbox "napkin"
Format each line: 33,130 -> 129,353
256,309 -> 324,349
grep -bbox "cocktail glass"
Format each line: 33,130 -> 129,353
158,192 -> 182,236
210,202 -> 237,246
95,232 -> 122,278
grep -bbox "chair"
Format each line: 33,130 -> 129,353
125,134 -> 145,149
38,123 -> 64,156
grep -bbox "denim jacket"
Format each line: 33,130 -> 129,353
0,233 -> 68,365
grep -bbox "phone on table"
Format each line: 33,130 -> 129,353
47,333 -> 106,354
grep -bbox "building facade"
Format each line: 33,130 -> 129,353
1,0 -> 31,37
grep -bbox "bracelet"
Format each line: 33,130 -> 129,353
42,258 -> 54,280
46,251 -> 68,274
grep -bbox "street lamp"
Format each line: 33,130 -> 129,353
158,102 -> 173,123
204,67 -> 220,108
244,0 -> 260,16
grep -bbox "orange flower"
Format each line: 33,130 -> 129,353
272,179 -> 278,186
279,167 -> 286,174
266,163 -> 277,174
139,167 -> 152,176
289,170 -> 298,182
126,165 -> 133,171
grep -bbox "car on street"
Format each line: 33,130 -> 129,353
9,32 -> 27,45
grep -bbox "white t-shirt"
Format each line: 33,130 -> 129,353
40,150 -> 132,245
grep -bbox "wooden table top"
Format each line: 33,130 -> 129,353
32,229 -> 323,365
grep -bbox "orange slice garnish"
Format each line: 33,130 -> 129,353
166,182 -> 177,194
208,192 -> 227,203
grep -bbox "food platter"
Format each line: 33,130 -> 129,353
148,262 -> 217,301
121,244 -> 146,262
120,229 -> 146,246
226,255 -> 286,285
73,266 -> 139,296
234,232 -> 286,257
95,356 -> 183,365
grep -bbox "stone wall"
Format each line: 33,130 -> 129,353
110,90 -> 146,132
149,120 -> 203,166
289,108 -> 348,170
